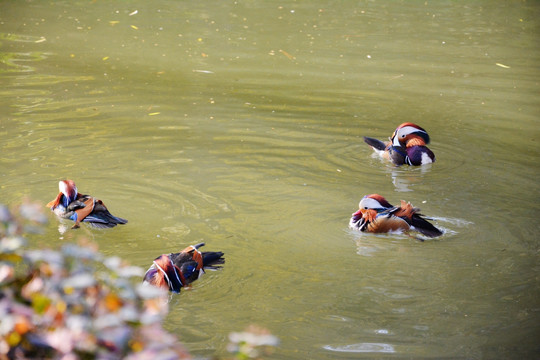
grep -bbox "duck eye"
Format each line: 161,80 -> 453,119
364,206 -> 368,209
401,134 -> 406,138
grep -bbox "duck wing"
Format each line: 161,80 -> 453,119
179,260 -> 202,284
81,199 -> 127,228
82,210 -> 127,228
366,213 -> 411,233
391,201 -> 442,238
388,145 -> 407,165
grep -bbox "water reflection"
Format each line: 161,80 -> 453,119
390,164 -> 432,192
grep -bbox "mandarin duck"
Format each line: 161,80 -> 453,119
364,122 -> 435,166
143,243 -> 225,293
46,179 -> 127,229
349,194 -> 442,238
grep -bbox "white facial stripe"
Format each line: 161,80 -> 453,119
59,181 -> 67,195
393,126 -> 426,146
359,197 -> 382,209
399,126 -> 425,136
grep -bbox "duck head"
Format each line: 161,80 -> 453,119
391,122 -> 430,147
359,194 -> 393,210
59,180 -> 78,204
357,194 -> 393,222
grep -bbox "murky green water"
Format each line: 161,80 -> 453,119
1,1 -> 539,358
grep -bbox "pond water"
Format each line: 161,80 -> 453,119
1,1 -> 539,359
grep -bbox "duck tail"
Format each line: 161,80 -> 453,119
411,215 -> 443,238
363,136 -> 387,151
202,251 -> 225,269
81,199 -> 127,228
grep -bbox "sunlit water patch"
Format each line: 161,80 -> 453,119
323,342 -> 395,353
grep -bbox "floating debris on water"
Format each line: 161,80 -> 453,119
279,49 -> 296,60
